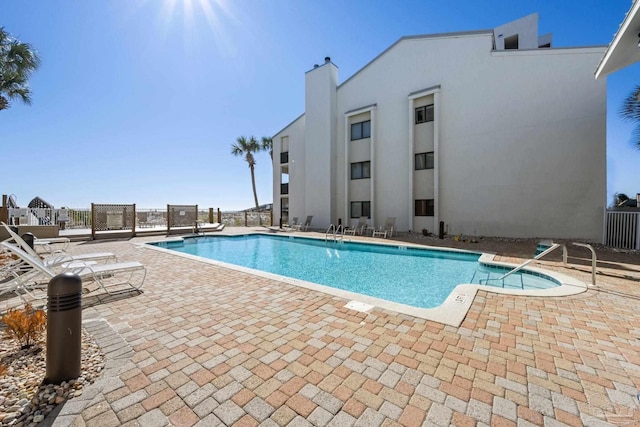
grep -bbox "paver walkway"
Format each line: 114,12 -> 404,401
36,231 -> 640,426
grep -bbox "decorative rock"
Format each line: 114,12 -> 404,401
0,329 -> 104,426
3,412 -> 19,422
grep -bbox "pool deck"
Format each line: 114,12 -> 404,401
7,228 -> 640,426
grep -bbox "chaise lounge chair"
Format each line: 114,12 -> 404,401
300,215 -> 313,231
33,236 -> 71,253
344,217 -> 369,236
0,264 -> 49,302
372,217 -> 396,238
0,241 -> 146,296
292,216 -> 313,231
2,222 -> 117,267
289,217 -> 300,230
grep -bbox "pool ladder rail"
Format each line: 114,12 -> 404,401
325,224 -> 344,242
471,241 -> 598,289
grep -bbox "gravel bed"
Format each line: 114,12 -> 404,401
0,329 -> 105,426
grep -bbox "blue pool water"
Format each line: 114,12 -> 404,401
150,235 -> 559,309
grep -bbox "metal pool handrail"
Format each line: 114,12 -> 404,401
498,243 -> 567,281
572,242 -> 597,287
325,224 -> 344,242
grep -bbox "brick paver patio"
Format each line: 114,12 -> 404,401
30,230 -> 640,426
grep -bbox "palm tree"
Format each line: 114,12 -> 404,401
231,136 -> 262,224
0,27 -> 41,111
620,85 -> 640,150
261,136 -> 273,161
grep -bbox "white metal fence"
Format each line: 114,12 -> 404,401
7,207 -> 92,229
7,207 -> 273,230
604,210 -> 640,250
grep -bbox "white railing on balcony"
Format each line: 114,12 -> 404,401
603,210 -> 640,250
8,207 -> 93,229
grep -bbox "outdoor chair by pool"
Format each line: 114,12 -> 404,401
0,265 -> 48,302
0,242 -> 60,302
32,235 -> 71,253
372,217 -> 396,238
2,222 -> 117,267
300,215 -> 313,231
2,222 -> 72,253
289,217 -> 300,230
0,241 -> 146,295
292,215 -> 313,231
344,217 -> 369,236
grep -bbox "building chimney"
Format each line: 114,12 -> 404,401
324,56 -> 331,63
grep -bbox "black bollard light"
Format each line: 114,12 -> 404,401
45,272 -> 82,384
439,221 -> 445,239
21,232 -> 35,250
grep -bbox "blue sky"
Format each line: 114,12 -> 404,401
2,0 -> 639,210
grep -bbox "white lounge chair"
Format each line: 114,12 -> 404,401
289,217 -> 300,230
33,236 -> 71,253
298,215 -> 313,231
0,267 -> 48,302
0,241 -> 146,295
372,217 -> 396,238
0,248 -> 50,301
2,222 -> 117,267
344,217 -> 369,236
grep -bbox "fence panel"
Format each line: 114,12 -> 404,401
220,211 -> 272,227
92,203 -> 136,239
167,204 -> 197,233
136,209 -> 167,228
604,210 -> 640,250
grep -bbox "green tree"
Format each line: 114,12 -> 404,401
261,136 -> 273,161
231,136 -> 262,224
0,27 -> 40,111
620,85 -> 640,150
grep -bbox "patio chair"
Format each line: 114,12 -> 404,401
0,267 -> 48,302
372,217 -> 396,238
289,217 -> 300,230
344,217 -> 369,236
299,215 -> 313,231
33,235 -> 71,253
0,247 -> 50,301
0,241 -> 146,295
2,222 -> 117,267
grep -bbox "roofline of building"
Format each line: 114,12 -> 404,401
595,0 -> 640,79
338,29 -> 493,89
272,113 -> 305,138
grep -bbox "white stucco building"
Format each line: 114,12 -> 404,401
273,14 -> 607,240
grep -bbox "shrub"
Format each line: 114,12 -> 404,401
1,303 -> 47,349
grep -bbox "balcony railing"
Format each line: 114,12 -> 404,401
280,151 -> 289,164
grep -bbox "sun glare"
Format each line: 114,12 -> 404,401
156,0 -> 241,57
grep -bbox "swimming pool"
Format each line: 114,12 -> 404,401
149,234 -> 559,309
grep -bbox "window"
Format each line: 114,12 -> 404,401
414,152 -> 434,170
415,105 -> 434,124
280,152 -> 289,164
350,201 -> 371,219
280,198 -> 289,224
504,34 -> 519,50
351,120 -> 371,140
415,199 -> 434,216
280,172 -> 289,194
350,161 -> 371,179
